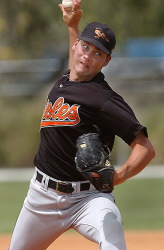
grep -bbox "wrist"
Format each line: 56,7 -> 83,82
68,26 -> 79,35
113,169 -> 126,186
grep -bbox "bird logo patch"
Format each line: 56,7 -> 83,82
94,27 -> 110,42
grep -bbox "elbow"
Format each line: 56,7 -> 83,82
151,146 -> 156,160
143,138 -> 156,164
144,136 -> 156,161
148,144 -> 156,161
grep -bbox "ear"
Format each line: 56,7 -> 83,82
72,39 -> 79,51
103,55 -> 111,67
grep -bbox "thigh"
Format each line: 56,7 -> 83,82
74,193 -> 127,250
9,180 -> 65,250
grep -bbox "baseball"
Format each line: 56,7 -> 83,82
62,0 -> 73,9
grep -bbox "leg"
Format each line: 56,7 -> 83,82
74,193 -> 127,250
9,205 -> 63,250
9,179 -> 65,250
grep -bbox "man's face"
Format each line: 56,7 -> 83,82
71,40 -> 111,81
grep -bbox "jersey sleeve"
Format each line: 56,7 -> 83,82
100,93 -> 148,145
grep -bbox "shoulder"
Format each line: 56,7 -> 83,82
101,89 -> 136,116
90,71 -> 116,97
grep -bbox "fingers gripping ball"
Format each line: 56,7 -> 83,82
75,133 -> 115,193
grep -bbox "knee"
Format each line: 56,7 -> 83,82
99,211 -> 126,250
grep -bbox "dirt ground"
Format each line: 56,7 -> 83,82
1,231 -> 164,250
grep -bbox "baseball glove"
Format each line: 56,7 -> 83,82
75,133 -> 115,193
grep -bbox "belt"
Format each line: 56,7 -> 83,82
36,171 -> 91,194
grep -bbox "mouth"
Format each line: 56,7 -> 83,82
80,61 -> 89,69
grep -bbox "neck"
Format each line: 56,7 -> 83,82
69,70 -> 96,82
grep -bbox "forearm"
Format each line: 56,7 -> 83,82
68,26 -> 79,69
113,133 -> 155,186
59,0 -> 82,69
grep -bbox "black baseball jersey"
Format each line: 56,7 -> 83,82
34,70 -> 147,181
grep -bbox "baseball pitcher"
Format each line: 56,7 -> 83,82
9,1 -> 155,249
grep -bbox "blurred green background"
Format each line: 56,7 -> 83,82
0,0 -> 164,235
0,178 -> 164,234
0,0 -> 163,59
0,0 -> 164,167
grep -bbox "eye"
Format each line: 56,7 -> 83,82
95,51 -> 102,56
82,43 -> 89,50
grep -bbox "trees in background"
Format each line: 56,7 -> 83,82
0,0 -> 163,167
0,0 -> 164,59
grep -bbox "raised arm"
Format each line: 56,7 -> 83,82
58,0 -> 83,70
113,132 -> 155,186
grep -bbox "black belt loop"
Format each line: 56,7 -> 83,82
35,171 -> 91,194
80,182 -> 90,191
36,171 -> 43,183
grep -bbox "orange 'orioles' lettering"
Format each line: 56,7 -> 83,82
40,97 -> 80,127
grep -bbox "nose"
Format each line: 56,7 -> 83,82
83,53 -> 92,62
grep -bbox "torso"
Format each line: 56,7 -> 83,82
34,70 -> 147,181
